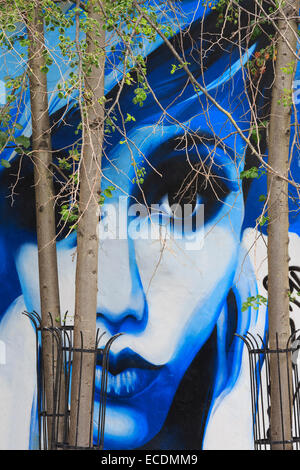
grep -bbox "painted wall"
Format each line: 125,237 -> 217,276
0,1 -> 299,450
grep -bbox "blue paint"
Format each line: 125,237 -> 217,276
0,1 -> 298,450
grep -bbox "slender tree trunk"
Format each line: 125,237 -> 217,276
69,0 -> 105,448
267,0 -> 299,451
27,1 -> 61,448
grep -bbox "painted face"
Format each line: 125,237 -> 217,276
1,8 -> 253,449
14,118 -> 246,450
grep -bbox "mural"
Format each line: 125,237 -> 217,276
0,0 -> 299,450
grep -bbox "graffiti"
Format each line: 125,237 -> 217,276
0,1 -> 299,451
288,268 -> 300,310
263,266 -> 300,312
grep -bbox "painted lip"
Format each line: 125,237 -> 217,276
95,349 -> 162,398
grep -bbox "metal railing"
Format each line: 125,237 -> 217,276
237,332 -> 300,450
24,311 -> 120,450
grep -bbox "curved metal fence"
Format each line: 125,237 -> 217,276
237,332 -> 300,450
24,311 -> 120,450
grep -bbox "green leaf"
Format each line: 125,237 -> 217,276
0,131 -> 7,147
40,65 -> 49,74
98,195 -> 105,206
259,215 -> 269,226
104,188 -> 112,198
15,135 -> 30,149
240,166 -> 259,179
125,113 -> 136,122
1,159 -> 11,168
6,24 -> 16,32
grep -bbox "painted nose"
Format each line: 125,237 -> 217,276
96,237 -> 147,333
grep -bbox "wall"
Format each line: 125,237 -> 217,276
0,0 -> 299,450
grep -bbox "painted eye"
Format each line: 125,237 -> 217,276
131,156 -> 232,228
159,193 -> 203,218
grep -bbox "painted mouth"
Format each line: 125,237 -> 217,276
95,366 -> 161,398
95,349 -> 162,398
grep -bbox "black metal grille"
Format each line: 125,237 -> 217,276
237,332 -> 300,450
24,311 -> 121,450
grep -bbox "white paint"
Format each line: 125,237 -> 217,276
0,296 -> 36,450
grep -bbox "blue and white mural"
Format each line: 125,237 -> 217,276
0,1 -> 299,450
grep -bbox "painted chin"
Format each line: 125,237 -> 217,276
93,362 -> 176,449
95,404 -> 150,450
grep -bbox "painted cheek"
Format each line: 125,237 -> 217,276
14,244 -> 40,313
128,225 -> 237,366
15,242 -> 77,317
97,239 -> 134,315
56,244 -> 76,316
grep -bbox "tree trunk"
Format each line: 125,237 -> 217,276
27,1 -> 62,448
267,0 -> 299,451
68,0 -> 105,448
